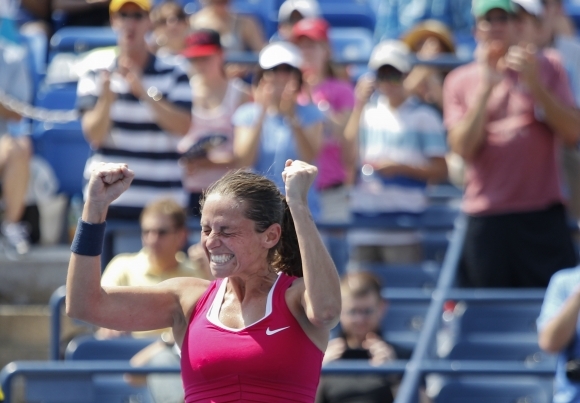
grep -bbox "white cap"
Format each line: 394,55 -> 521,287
512,0 -> 543,16
259,41 -> 303,69
278,0 -> 320,23
368,40 -> 412,73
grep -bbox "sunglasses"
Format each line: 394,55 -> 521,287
266,64 -> 296,73
156,14 -> 186,26
141,228 -> 176,237
482,13 -> 513,24
118,11 -> 149,21
376,66 -> 404,83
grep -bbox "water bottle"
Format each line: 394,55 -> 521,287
436,300 -> 460,358
68,194 -> 84,242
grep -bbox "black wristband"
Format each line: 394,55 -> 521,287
70,219 -> 106,256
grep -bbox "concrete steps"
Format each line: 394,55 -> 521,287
0,245 -> 91,369
0,245 -> 70,304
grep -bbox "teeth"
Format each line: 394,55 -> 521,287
211,254 -> 234,264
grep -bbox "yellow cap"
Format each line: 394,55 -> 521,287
109,0 -> 152,13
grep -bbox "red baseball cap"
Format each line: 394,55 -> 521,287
182,29 -> 222,58
291,18 -> 329,42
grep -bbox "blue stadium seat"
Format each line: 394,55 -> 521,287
564,1 -> 580,30
442,338 -> 555,364
31,82 -> 88,196
422,231 -> 450,262
328,27 -> 373,64
421,204 -> 460,229
32,122 -> 89,197
453,32 -> 476,61
432,376 -> 553,403
382,300 -> 430,350
231,0 -> 277,39
364,263 -> 440,289
455,302 -> 542,336
50,27 -> 117,55
319,3 -> 376,32
65,335 -> 157,361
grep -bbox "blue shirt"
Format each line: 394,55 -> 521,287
538,267 -> 580,403
0,39 -> 31,136
232,102 -> 324,219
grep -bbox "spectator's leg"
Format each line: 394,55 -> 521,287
511,204 -> 578,288
350,245 -> 383,266
379,243 -> 423,265
0,135 -> 31,224
459,214 -> 512,287
0,135 -> 32,254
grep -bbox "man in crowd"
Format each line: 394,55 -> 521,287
443,0 -> 579,287
538,266 -> 580,403
76,0 -> 192,221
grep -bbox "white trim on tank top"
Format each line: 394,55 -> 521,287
206,273 -> 281,332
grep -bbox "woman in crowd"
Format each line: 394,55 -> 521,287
66,160 -> 341,402
150,1 -> 190,57
401,19 -> 455,112
178,29 -> 250,216
233,41 -> 324,218
189,0 -> 265,52
291,17 -> 355,274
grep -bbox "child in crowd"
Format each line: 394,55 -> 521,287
344,40 -> 448,265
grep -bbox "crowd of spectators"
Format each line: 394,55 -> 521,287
3,0 -> 580,401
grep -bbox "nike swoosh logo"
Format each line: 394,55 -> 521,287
266,326 -> 290,336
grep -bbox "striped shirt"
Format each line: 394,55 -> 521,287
76,52 -> 192,209
350,95 -> 447,245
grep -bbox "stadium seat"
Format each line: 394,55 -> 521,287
441,338 -> 555,365
65,335 -> 157,361
319,3 -> 376,32
431,375 -> 553,403
328,27 -> 373,64
454,302 -> 542,336
364,262 -> 440,289
50,27 -> 117,55
382,300 -> 430,350
32,122 -> 89,197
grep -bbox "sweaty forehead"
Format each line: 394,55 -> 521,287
201,193 -> 246,223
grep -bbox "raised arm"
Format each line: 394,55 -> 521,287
282,160 -> 341,333
66,163 -> 207,341
446,42 -> 503,161
81,71 -> 115,148
539,284 -> 580,354
505,44 -> 580,146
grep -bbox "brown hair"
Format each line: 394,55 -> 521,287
200,170 -> 302,277
340,272 -> 382,299
140,198 -> 187,230
150,1 -> 187,28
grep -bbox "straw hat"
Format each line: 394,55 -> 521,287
401,20 -> 455,54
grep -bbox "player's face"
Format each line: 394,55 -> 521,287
201,194 -> 280,279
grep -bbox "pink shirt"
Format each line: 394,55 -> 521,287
299,78 -> 355,190
443,53 -> 575,216
181,274 -> 323,402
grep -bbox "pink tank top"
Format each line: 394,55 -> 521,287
181,273 -> 324,403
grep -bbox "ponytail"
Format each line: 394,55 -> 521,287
272,196 -> 302,277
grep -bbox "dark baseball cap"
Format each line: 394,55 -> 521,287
182,29 -> 222,58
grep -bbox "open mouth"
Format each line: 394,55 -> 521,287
210,254 -> 234,264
